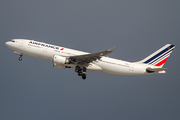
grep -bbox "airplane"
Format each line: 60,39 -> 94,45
5,39 -> 175,79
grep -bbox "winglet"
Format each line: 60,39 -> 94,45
108,46 -> 116,52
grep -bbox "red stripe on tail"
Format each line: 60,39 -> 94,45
155,57 -> 168,66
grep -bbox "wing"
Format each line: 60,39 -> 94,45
69,46 -> 116,64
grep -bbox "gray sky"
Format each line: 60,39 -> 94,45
0,0 -> 180,120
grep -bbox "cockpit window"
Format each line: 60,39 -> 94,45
11,40 -> 15,43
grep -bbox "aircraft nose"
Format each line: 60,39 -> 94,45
5,41 -> 9,46
5,41 -> 11,47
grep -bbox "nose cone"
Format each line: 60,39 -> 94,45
5,41 -> 9,46
5,41 -> 11,48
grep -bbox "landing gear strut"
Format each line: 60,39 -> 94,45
75,66 -> 87,80
18,55 -> 22,61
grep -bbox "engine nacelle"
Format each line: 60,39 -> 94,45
52,55 -> 69,69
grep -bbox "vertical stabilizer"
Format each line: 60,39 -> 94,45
138,44 -> 175,68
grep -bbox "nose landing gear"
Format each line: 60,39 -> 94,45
18,55 -> 22,61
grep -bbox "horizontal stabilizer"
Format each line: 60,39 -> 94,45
146,67 -> 167,72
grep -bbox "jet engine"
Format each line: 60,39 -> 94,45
52,55 -> 69,68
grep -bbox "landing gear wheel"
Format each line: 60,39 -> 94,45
18,55 -> 23,61
75,65 -> 87,79
19,57 -> 22,61
83,67 -> 86,72
82,74 -> 86,80
75,66 -> 80,73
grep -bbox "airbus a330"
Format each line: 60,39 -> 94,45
5,39 -> 175,79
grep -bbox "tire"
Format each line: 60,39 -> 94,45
19,57 -> 22,61
75,66 -> 80,73
83,67 -> 86,72
82,74 -> 86,79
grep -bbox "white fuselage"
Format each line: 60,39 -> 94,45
5,39 -> 163,76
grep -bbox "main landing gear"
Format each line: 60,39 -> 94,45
75,66 -> 87,80
18,55 -> 22,61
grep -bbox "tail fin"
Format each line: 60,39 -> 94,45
138,44 -> 175,67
